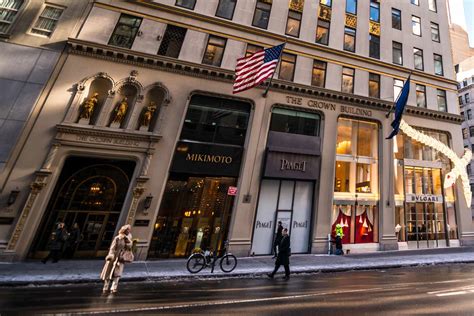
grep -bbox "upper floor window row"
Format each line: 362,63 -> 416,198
0,0 -> 24,34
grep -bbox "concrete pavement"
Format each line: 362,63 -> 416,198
1,247 -> 474,286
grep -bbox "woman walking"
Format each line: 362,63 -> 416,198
100,224 -> 133,294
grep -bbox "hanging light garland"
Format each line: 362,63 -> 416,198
399,119 -> 472,206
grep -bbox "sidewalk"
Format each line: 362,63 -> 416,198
1,247 -> 474,286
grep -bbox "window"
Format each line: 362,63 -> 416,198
245,44 -> 263,57
370,0 -> 380,22
320,0 -> 332,6
335,118 -> 379,194
202,35 -> 226,67
108,14 -> 142,49
216,0 -> 237,19
342,67 -> 355,94
316,20 -> 330,45
463,128 -> 468,139
412,16 -> 421,36
437,89 -> 447,112
472,144 -> 474,152
431,22 -> 440,42
411,0 -> 419,5
312,60 -> 327,87
414,48 -> 424,70
0,0 -> 23,34
369,73 -> 380,98
392,8 -> 401,30
468,109 -> 472,120
344,27 -> 356,52
175,0 -> 196,9
463,79 -> 468,87
470,126 -> 474,137
30,5 -> 63,37
252,0 -> 272,29
392,41 -> 403,65
180,95 -> 250,146
346,0 -> 357,14
369,35 -> 380,59
434,54 -> 443,76
278,53 -> 296,81
394,79 -> 404,101
270,108 -> 321,137
459,96 -> 463,105
286,10 -> 302,37
158,25 -> 187,58
429,0 -> 437,12
416,85 -> 426,108
460,111 -> 464,118
466,93 -> 471,103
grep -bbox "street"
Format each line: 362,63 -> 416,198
1,264 -> 474,315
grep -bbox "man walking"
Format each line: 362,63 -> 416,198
268,228 -> 290,280
272,221 -> 283,258
42,222 -> 68,263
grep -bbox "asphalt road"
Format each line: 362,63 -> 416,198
1,264 -> 474,315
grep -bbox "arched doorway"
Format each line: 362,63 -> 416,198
31,157 -> 135,259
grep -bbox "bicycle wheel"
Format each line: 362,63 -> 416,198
187,254 -> 206,274
220,254 -> 237,273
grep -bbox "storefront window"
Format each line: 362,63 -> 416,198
331,204 -> 377,244
334,118 -> 378,194
270,107 -> 320,136
336,118 -> 352,155
396,129 -> 458,247
150,95 -> 251,258
334,161 -> 351,192
181,95 -> 250,146
149,176 -> 236,258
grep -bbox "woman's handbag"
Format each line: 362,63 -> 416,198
121,250 -> 134,263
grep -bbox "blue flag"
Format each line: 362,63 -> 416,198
386,76 -> 411,139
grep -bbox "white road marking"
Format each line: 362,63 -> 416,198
436,291 -> 468,297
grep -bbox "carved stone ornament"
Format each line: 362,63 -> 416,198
289,0 -> 304,12
318,5 -> 331,21
369,21 -> 381,36
345,14 -> 357,28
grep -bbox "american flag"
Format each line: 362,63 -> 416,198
233,44 -> 285,94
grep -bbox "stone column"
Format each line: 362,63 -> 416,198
125,178 -> 147,225
379,121 -> 398,251
7,171 -> 50,251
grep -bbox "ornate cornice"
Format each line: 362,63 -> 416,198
67,39 -> 462,124
56,123 -> 162,142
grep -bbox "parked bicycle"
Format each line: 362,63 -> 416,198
186,240 -> 237,274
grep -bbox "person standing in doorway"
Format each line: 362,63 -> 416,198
64,223 -> 82,259
42,222 -> 68,263
272,221 -> 283,258
268,228 -> 291,280
100,224 -> 133,294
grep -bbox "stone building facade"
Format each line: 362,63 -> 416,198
1,0 -> 472,261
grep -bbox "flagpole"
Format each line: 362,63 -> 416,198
262,40 -> 287,98
386,72 -> 412,118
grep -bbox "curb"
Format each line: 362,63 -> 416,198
1,259 -> 474,287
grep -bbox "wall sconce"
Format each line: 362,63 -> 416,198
7,189 -> 20,206
143,194 -> 153,210
137,30 -> 143,37
156,35 -> 162,41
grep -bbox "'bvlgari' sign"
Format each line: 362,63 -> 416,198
405,194 -> 443,203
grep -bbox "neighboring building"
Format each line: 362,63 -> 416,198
0,0 -> 91,257
446,0 -> 474,66
0,0 -> 472,261
458,58 -> 474,212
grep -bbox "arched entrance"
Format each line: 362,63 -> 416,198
31,157 -> 135,259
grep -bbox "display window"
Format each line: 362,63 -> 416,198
394,129 -> 459,248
